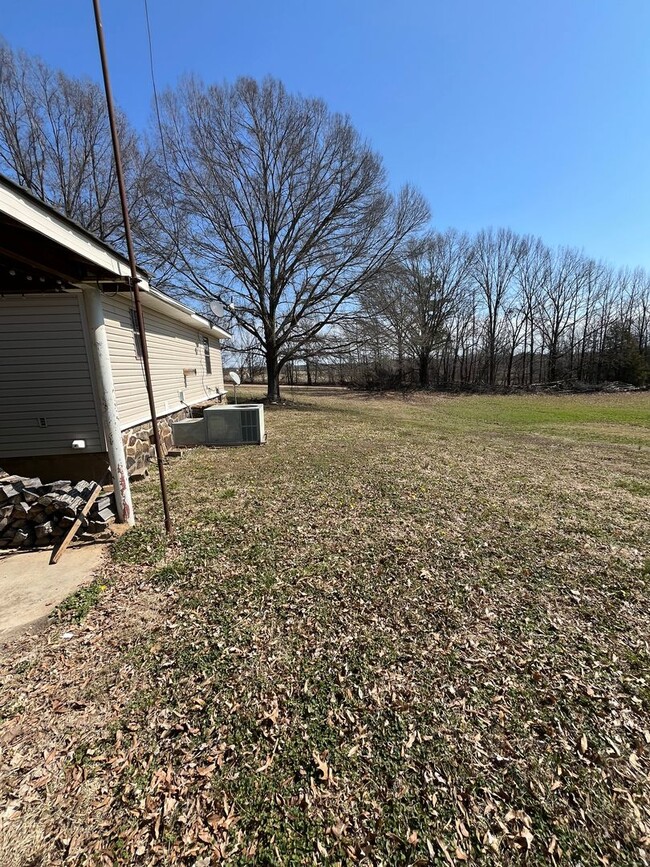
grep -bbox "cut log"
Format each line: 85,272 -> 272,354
71,480 -> 93,497
22,488 -> 43,504
11,528 -> 30,547
19,477 -> 41,490
34,521 -> 54,539
93,496 -> 114,513
50,484 -> 102,564
0,485 -> 21,504
0,475 -> 29,486
45,480 -> 73,493
95,506 -> 117,524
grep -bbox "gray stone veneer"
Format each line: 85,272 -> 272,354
122,396 -> 229,476
122,408 -> 189,475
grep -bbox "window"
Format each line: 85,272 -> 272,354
202,335 -> 212,374
130,309 -> 143,358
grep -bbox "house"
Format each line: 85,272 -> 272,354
0,174 -> 230,525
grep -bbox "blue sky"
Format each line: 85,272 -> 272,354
2,1 -> 650,268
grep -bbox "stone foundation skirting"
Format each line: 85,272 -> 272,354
122,408 -> 189,476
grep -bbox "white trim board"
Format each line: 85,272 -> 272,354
120,396 -> 222,432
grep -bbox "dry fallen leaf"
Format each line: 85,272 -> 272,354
519,827 -> 534,850
256,753 -> 274,773
206,812 -> 221,831
436,837 -> 455,866
312,751 -> 332,784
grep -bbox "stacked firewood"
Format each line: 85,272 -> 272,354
0,474 -> 117,550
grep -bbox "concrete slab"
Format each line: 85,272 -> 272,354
0,544 -> 106,643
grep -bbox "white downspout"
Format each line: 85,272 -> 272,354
83,285 -> 134,525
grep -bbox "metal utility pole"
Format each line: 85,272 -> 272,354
92,0 -> 172,534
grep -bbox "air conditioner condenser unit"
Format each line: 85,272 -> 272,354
172,404 -> 266,447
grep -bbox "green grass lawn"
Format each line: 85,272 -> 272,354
2,391 -> 649,866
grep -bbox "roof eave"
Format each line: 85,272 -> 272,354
142,285 -> 231,339
0,174 -> 231,339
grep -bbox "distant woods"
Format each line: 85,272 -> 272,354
350,228 -> 649,390
0,41 -> 647,394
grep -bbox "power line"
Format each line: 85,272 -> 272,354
143,0 -> 173,193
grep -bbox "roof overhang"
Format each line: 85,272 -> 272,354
141,285 -> 231,340
0,178 -> 138,283
0,175 -> 230,340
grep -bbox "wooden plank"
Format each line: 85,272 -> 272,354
50,484 -> 101,565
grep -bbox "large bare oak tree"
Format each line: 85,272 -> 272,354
146,76 -> 429,400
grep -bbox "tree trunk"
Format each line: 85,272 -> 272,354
396,332 -> 404,388
548,343 -> 557,381
487,322 -> 497,386
418,351 -> 430,388
450,348 -> 459,385
506,345 -> 515,386
266,353 -> 281,402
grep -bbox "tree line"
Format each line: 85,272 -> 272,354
1,40 -> 648,396
346,228 -> 649,390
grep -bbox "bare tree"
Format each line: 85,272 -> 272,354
629,268 -> 650,355
0,41 -> 148,247
515,237 -> 547,384
145,76 -> 429,401
471,228 -> 525,385
358,266 -> 412,385
399,230 -> 473,387
536,247 -> 588,381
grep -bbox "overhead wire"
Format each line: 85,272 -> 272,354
144,1 -> 192,301
143,0 -> 172,186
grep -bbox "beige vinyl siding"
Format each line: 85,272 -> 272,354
0,293 -> 103,457
101,294 -> 225,429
